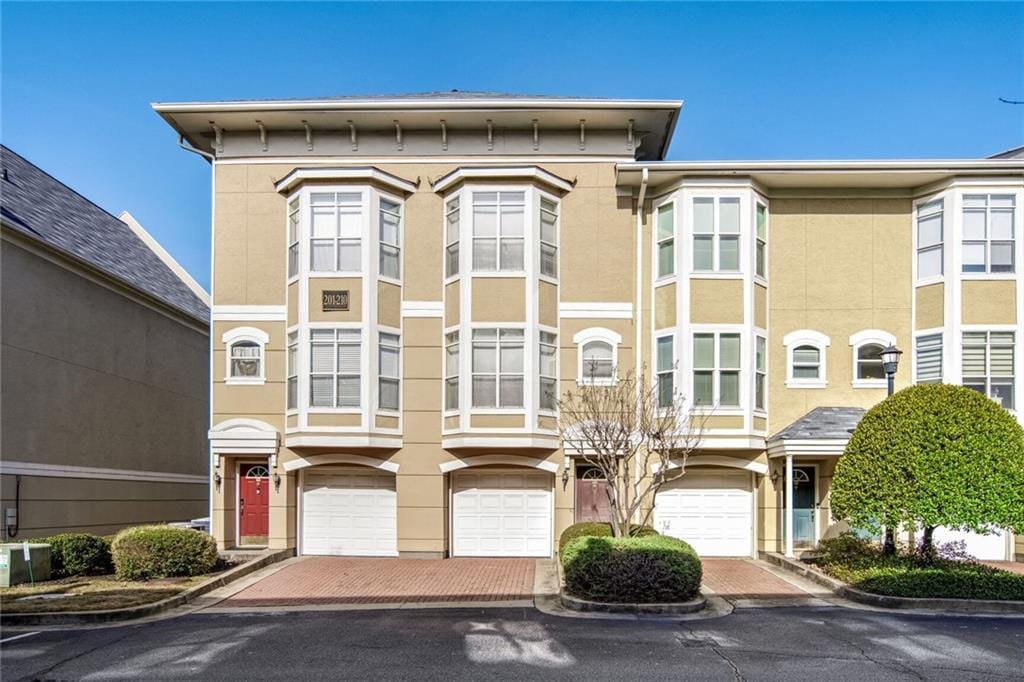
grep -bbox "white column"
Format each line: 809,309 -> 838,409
785,453 -> 794,558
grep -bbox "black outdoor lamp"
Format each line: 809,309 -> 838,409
880,344 -> 903,396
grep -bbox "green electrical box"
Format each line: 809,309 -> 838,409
0,543 -> 52,587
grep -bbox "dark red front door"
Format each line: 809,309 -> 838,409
239,463 -> 269,544
575,467 -> 612,523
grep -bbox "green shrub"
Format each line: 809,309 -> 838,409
558,522 -> 657,549
823,556 -> 1024,601
111,525 -> 218,581
33,533 -> 112,578
561,535 -> 702,603
816,532 -> 881,566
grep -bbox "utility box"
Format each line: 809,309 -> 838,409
0,543 -> 51,587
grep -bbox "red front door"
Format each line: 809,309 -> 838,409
239,463 -> 270,544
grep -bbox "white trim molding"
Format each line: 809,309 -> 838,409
441,436 -> 560,450
767,438 -> 848,458
274,166 -> 417,194
284,435 -> 403,449
572,327 -> 622,386
212,305 -> 287,322
559,302 -> 633,319
783,329 -> 831,389
432,166 -> 574,194
209,418 -> 280,455
439,454 -> 559,474
654,455 -> 768,475
401,301 -> 443,318
848,329 -> 897,388
222,326 -> 270,385
282,453 -> 400,473
0,461 -> 207,485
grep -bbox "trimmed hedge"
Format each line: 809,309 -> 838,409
111,525 -> 218,581
558,522 -> 657,549
561,535 -> 702,603
33,533 -> 113,578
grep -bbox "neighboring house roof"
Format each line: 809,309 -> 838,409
0,145 -> 209,323
768,407 -> 866,443
186,90 -> 622,104
988,144 -> 1024,159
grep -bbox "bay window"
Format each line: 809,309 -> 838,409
539,331 -> 557,411
378,332 -> 400,411
286,331 -> 298,410
656,335 -> 674,407
472,328 -> 524,408
915,334 -> 942,384
310,328 -> 361,408
916,198 -> 943,279
287,198 -> 299,278
311,192 -> 362,273
962,194 -> 1015,274
963,331 -> 1015,410
473,192 -> 524,271
755,335 -> 767,410
379,199 -> 401,279
445,197 -> 460,277
656,202 -> 675,278
755,202 -> 767,278
693,197 -> 741,272
445,331 -> 459,411
693,332 -> 740,406
540,198 -> 558,278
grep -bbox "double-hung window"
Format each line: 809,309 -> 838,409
755,335 -> 767,410
539,331 -> 558,411
855,344 -> 886,380
656,335 -> 674,407
693,197 -> 741,272
311,192 -> 362,273
310,329 -> 361,408
445,331 -> 459,411
445,197 -> 460,277
473,192 -> 524,271
471,329 -> 524,408
581,341 -> 614,384
379,199 -> 401,279
378,333 -> 400,411
963,331 -> 1015,410
915,334 -> 942,384
656,202 -> 675,278
286,331 -> 298,410
693,332 -> 741,406
287,198 -> 300,278
540,198 -> 558,278
229,341 -> 261,379
963,194 -> 1015,274
755,203 -> 768,278
916,199 -> 943,279
792,346 -> 822,380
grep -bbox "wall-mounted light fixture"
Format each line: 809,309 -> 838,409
273,472 -> 281,492
561,455 -> 571,490
770,468 -> 780,487
214,471 -> 222,493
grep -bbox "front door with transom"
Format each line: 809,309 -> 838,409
575,466 -> 612,523
239,463 -> 270,546
792,466 -> 816,546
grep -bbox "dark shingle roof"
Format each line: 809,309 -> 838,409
768,407 -> 865,442
988,144 -> 1024,159
0,145 -> 208,323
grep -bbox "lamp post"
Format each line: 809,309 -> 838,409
879,344 -> 902,555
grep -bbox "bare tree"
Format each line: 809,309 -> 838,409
557,363 -> 707,538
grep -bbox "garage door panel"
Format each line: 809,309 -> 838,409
452,471 -> 552,557
655,471 -> 753,557
301,468 -> 398,557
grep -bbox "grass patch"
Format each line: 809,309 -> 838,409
0,573 -> 212,614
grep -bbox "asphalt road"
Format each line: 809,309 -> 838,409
2,605 -> 1023,681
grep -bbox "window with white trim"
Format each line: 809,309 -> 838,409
962,194 -> 1015,274
784,330 -> 830,388
445,331 -> 459,411
471,328 -> 524,408
693,197 -> 741,272
539,331 -> 557,412
378,332 -> 400,411
540,198 -> 558,278
792,346 -> 821,380
286,331 -> 298,410
472,191 -> 524,272
963,331 -> 1015,410
755,335 -> 767,411
656,202 -> 675,278
656,335 -> 674,408
581,341 -> 614,384
287,198 -> 299,278
310,192 -> 362,273
229,341 -> 261,379
379,199 -> 401,279
855,344 -> 886,381
916,198 -> 943,279
915,334 -> 942,384
445,197 -> 460,277
310,328 -> 361,408
755,202 -> 767,278
693,332 -> 741,407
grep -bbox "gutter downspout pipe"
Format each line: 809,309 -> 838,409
633,167 -> 648,525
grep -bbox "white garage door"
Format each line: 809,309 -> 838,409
654,470 -> 753,557
932,527 -> 1009,561
452,471 -> 552,557
301,468 -> 397,556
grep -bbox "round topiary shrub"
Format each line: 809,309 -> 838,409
111,525 -> 218,581
558,522 -> 657,549
560,535 -> 702,603
35,533 -> 113,578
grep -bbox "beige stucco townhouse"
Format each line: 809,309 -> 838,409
0,145 -> 210,539
155,93 -> 1023,562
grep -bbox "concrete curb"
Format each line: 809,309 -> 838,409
764,552 -> 1024,616
559,591 -> 706,615
0,549 -> 294,627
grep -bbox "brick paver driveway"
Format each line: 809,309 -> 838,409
985,561 -> 1024,575
223,557 -> 536,607
701,559 -> 812,601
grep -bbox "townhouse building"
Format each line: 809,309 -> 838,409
156,93 -> 1023,562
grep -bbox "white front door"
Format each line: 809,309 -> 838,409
654,470 -> 753,557
451,471 -> 552,557
301,468 -> 398,557
932,527 -> 1009,561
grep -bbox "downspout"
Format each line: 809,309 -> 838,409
178,134 -> 215,162
633,168 -> 648,526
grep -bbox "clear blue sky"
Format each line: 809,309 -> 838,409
3,2 -> 1022,291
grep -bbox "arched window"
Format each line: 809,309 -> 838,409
849,330 -> 896,387
572,327 -> 621,386
222,327 -> 269,385
783,330 -> 830,389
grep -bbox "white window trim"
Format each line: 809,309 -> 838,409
654,331 -> 675,409
572,327 -> 622,386
469,189 -> 528,275
848,329 -> 896,388
308,326 -> 364,411
470,327 -> 526,410
690,194 -> 745,274
444,194 -> 461,282
306,188 -> 369,277
754,334 -> 767,413
654,199 -> 676,281
754,199 -> 769,283
286,329 -> 299,413
961,328 -> 1017,412
538,327 -> 558,414
377,192 -> 404,285
444,329 -> 460,416
377,330 -> 401,413
914,194 -> 946,285
692,331 -> 743,408
960,192 -> 1017,276
222,327 -> 269,385
783,330 -> 830,389
538,193 -> 560,283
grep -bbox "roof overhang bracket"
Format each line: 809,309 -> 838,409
347,120 -> 358,151
579,119 -> 586,151
440,120 -> 448,151
210,123 -> 224,154
394,120 -> 403,151
302,121 -> 313,151
255,120 -> 267,152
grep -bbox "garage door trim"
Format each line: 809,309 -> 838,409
450,469 -> 554,558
